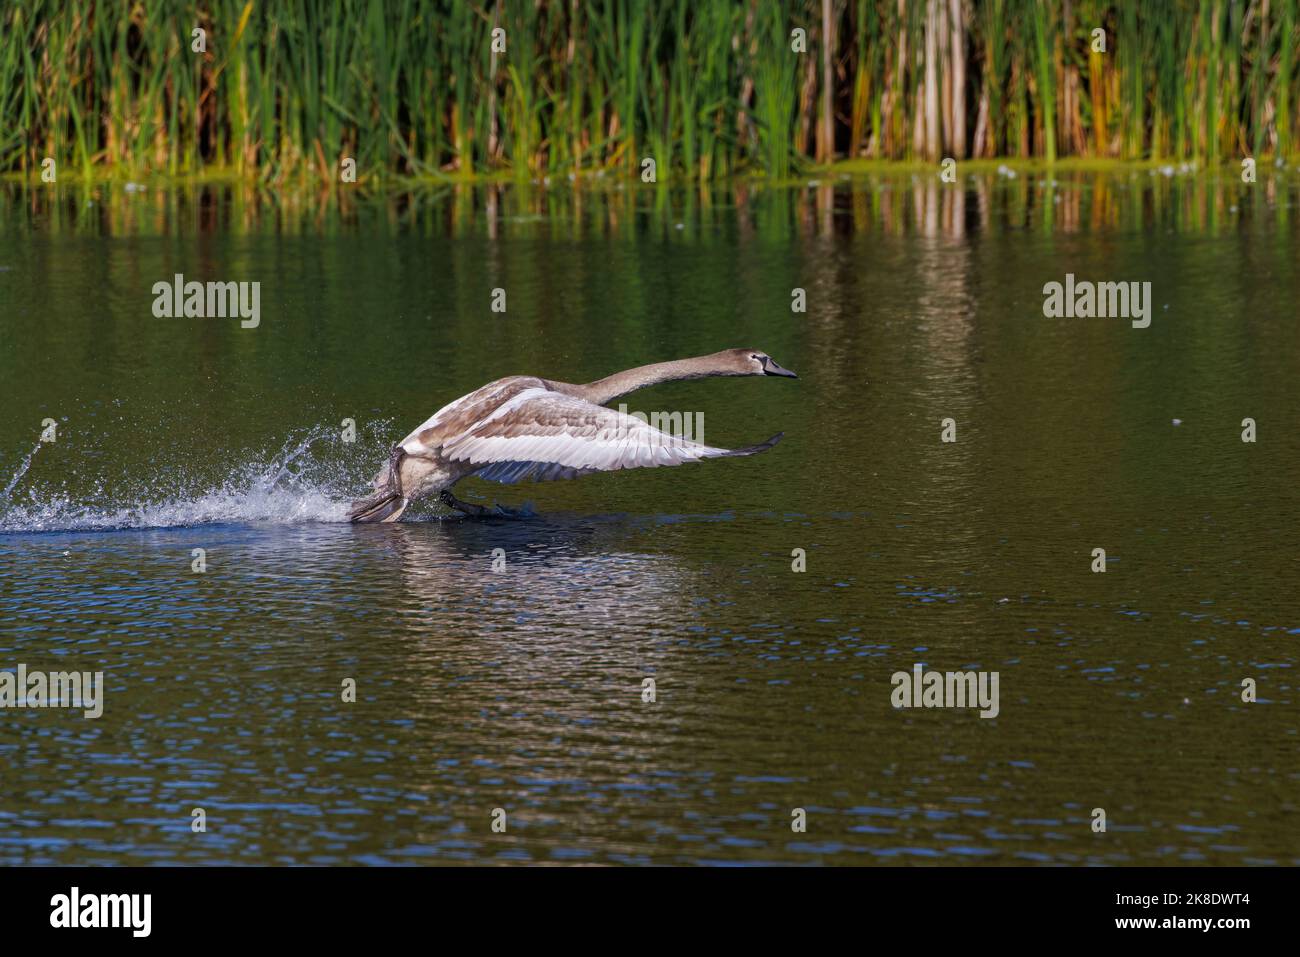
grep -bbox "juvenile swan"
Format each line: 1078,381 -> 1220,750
348,348 -> 798,523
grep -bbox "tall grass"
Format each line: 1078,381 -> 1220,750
3,0 -> 1299,184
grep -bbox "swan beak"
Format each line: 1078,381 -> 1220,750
762,357 -> 798,378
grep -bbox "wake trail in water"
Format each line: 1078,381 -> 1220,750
0,423 -> 389,533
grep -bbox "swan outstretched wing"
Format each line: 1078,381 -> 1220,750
440,388 -> 780,484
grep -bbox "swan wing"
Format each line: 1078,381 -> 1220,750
440,388 -> 780,483
398,376 -> 546,454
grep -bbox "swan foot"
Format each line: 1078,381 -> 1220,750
439,490 -> 532,519
439,489 -> 493,517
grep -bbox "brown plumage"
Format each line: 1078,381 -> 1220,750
348,348 -> 798,523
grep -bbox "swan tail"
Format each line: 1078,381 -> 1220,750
349,489 -> 409,523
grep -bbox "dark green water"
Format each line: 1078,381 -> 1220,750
1,170 -> 1297,865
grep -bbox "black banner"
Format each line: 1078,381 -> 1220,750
0,866 -> 1286,943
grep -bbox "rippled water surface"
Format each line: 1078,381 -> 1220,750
1,172 -> 1298,865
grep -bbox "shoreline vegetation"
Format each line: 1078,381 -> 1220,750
8,166 -> 1295,242
4,1 -> 1299,186
3,155 -> 1297,191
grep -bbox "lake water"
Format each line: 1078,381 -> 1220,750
1,170 -> 1297,865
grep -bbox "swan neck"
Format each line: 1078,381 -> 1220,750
579,356 -> 726,405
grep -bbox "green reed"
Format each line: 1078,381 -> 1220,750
2,0 -> 1298,184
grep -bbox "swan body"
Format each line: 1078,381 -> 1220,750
349,348 -> 797,523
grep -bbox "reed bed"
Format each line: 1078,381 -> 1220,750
2,0 -> 1298,183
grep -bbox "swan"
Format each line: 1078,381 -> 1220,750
348,348 -> 798,523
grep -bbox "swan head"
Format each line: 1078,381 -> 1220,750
729,348 -> 798,378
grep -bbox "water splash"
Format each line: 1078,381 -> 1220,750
1,440 -> 43,500
0,423 -> 387,533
